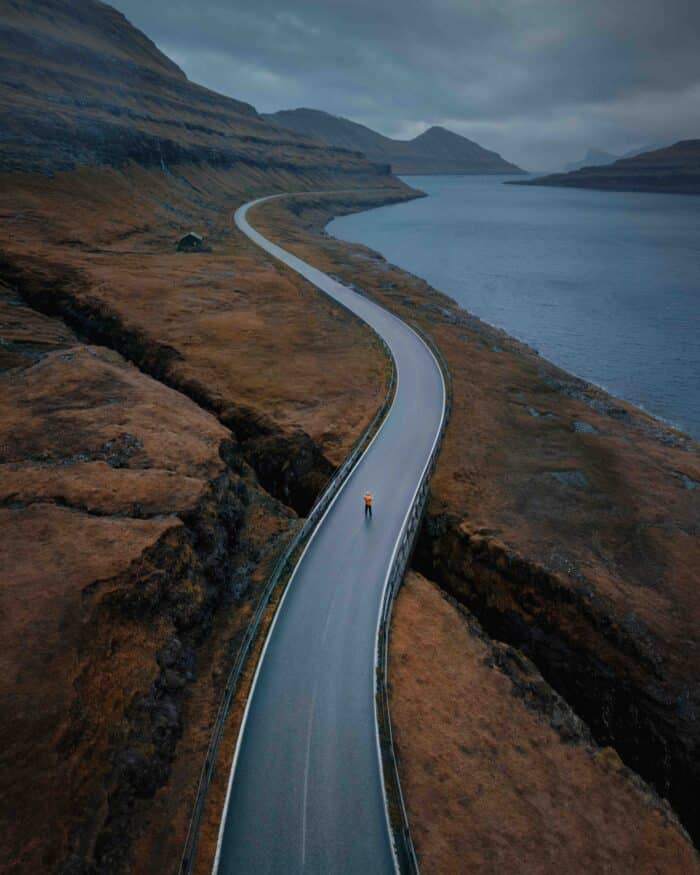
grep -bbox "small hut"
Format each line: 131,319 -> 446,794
177,231 -> 204,252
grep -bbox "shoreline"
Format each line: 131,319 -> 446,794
250,188 -> 700,847
325,189 -> 698,443
507,179 -> 700,196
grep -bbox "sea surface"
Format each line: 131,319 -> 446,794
328,175 -> 700,440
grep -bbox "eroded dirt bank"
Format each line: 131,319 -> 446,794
250,193 -> 700,853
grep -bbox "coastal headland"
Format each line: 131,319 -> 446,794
512,140 -> 700,194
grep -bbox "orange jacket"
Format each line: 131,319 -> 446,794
364,492 -> 372,506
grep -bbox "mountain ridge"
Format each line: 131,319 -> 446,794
263,107 -> 525,175
513,139 -> 700,195
0,0 -> 401,185
563,144 -> 665,172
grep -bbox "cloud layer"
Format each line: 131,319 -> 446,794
111,0 -> 700,170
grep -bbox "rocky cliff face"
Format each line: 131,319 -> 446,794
390,572 -> 698,874
517,140 -> 700,194
264,108 -> 525,174
413,512 -> 700,844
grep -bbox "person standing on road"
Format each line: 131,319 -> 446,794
364,491 -> 373,518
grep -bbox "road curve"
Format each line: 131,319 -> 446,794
213,195 -> 445,874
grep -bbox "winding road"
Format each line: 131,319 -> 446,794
213,195 -> 445,874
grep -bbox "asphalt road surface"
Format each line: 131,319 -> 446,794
213,195 -> 445,874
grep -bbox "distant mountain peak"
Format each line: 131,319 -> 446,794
564,147 -> 619,172
263,109 -> 525,175
414,125 -> 471,143
419,125 -> 450,135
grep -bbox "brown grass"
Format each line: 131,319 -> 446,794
1,164 -> 390,463
390,573 -> 699,874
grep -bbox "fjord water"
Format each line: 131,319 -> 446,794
329,176 -> 700,439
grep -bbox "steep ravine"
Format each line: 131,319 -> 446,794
413,512 -> 700,846
0,254 -> 336,518
0,277 -> 303,872
0,161 -> 407,871
60,457 -> 265,874
0,232 -> 394,872
390,571 -> 699,873
0,243 -> 342,871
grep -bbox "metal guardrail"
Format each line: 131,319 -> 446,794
178,343 -> 396,875
376,321 -> 453,875
180,191 -> 452,874
255,189 -> 455,873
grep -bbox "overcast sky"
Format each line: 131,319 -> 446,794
111,0 -> 700,171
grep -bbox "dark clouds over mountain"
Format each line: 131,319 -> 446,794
110,0 -> 700,171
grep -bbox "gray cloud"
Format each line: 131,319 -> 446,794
110,0 -> 700,170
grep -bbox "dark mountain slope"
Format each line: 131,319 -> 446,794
517,140 -> 700,195
0,0 -> 395,184
264,107 -> 525,175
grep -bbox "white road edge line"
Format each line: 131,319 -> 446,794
212,195 -> 399,873
301,674 -> 319,868
212,192 -> 446,875
372,322 -> 446,874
